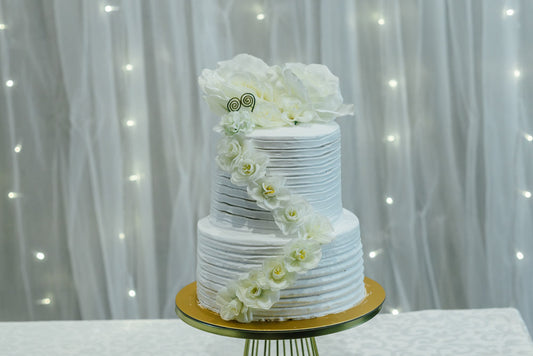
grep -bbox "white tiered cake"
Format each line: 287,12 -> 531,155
196,54 -> 365,322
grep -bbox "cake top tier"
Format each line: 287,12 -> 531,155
210,121 -> 343,231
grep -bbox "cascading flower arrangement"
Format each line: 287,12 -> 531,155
198,54 -> 353,322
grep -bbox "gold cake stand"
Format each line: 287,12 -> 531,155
175,277 -> 385,355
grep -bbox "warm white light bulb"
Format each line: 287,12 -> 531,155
7,192 -> 17,199
525,133 -> 533,142
523,190 -> 532,199
124,64 -> 134,71
505,9 -> 515,16
126,119 -> 136,127
128,289 -> 136,297
38,297 -> 52,305
35,252 -> 45,261
14,144 -> 22,153
385,196 -> 394,205
388,79 -> 398,88
0,24 -> 6,30
256,13 -> 265,21
514,69 -> 521,78
119,233 -> 125,240
516,251 -> 524,260
391,309 -> 399,315
5,80 -> 14,87
386,135 -> 396,142
377,18 -> 385,25
368,249 -> 383,259
128,174 -> 139,182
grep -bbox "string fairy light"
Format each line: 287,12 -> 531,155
0,24 -> 6,30
37,297 -> 52,305
377,18 -> 385,25
128,289 -> 136,297
524,133 -> 533,142
128,174 -> 140,182
5,79 -> 14,87
35,252 -> 46,261
256,13 -> 265,21
125,119 -> 136,127
368,249 -> 384,259
505,8 -> 515,16
118,232 -> 125,240
104,5 -> 118,13
7,192 -> 18,199
522,190 -> 532,199
123,64 -> 134,71
391,308 -> 400,315
385,196 -> 394,205
386,134 -> 397,142
513,69 -> 521,78
14,144 -> 22,153
388,79 -> 398,88
516,251 -> 525,260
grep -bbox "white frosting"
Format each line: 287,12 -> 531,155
196,210 -> 365,321
197,122 -> 366,321
210,122 -> 343,231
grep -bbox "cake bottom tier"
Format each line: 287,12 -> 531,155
196,209 -> 366,321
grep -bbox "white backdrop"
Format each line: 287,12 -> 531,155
0,0 -> 531,333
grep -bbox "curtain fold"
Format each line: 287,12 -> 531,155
0,0 -> 531,333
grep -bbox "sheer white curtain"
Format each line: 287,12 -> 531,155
0,0 -> 531,333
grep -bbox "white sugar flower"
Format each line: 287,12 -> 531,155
298,214 -> 334,244
261,257 -> 296,290
250,100 -> 286,128
277,97 -> 315,125
198,54 -> 275,116
272,196 -> 312,235
215,136 -> 250,172
216,283 -> 253,323
247,176 -> 289,210
230,150 -> 268,186
284,239 -> 322,273
215,111 -> 255,136
236,271 -> 280,309
282,63 -> 353,122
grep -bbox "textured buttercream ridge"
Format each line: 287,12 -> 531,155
196,209 -> 365,321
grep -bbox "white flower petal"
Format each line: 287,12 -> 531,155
284,239 -> 322,273
272,196 -> 312,235
298,214 -> 334,244
247,176 -> 289,211
230,150 -> 269,186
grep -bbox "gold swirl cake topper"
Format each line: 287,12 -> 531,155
227,93 -> 256,112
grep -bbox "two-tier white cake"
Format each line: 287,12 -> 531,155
196,54 -> 365,322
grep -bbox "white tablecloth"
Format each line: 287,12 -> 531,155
1,308 -> 532,355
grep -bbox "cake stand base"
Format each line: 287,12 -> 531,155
175,277 -> 385,356
243,338 -> 319,356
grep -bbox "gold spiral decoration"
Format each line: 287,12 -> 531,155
227,97 -> 241,112
240,93 -> 256,112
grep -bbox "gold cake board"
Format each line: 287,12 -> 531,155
175,277 -> 385,355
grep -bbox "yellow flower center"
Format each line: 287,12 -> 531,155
285,208 -> 298,221
242,163 -> 253,175
272,265 -> 284,280
249,286 -> 261,297
263,184 -> 275,197
296,249 -> 306,261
